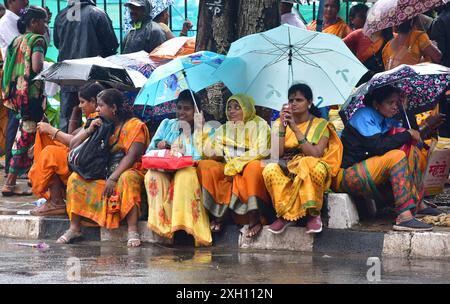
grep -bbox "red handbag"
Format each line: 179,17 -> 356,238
142,149 -> 195,171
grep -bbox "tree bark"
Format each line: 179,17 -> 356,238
195,0 -> 280,120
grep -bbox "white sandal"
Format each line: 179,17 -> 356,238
56,229 -> 82,244
127,231 -> 141,247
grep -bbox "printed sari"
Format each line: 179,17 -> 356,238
145,118 -> 213,246
263,118 -> 343,221
66,118 -> 150,229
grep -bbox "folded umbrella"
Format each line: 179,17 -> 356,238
35,57 -> 139,92
364,0 -> 447,36
214,24 -> 368,111
340,63 -> 450,125
134,51 -> 225,112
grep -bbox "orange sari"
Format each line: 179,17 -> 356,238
308,17 -> 352,39
28,113 -> 98,199
66,118 -> 150,229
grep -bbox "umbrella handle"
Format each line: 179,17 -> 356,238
182,70 -> 200,113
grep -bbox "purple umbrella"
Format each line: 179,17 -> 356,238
364,0 -> 447,36
340,63 -> 450,126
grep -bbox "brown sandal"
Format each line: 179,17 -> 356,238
245,222 -> 263,238
30,201 -> 66,216
1,184 -> 32,197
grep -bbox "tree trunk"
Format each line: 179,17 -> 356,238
195,0 -> 280,120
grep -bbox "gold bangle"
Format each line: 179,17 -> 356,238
52,129 -> 60,140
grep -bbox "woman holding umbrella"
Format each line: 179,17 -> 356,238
333,85 -> 440,232
145,90 -> 214,246
1,6 -> 48,196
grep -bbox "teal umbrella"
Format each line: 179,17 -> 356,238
134,51 -> 225,113
214,24 -> 368,110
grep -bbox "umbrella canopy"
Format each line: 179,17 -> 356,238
340,63 -> 450,123
134,51 -> 225,108
106,50 -> 158,78
35,57 -> 140,92
364,0 -> 447,36
151,0 -> 174,18
213,24 -> 368,111
149,37 -> 196,62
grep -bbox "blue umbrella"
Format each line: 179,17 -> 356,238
134,51 -> 225,113
214,24 -> 368,111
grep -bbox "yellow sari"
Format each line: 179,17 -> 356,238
263,118 -> 343,221
308,17 -> 352,39
145,122 -> 213,247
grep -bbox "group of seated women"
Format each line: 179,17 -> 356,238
27,82 -> 442,247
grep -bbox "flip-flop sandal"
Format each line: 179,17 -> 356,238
210,219 -> 223,233
127,231 -> 141,247
246,222 -> 263,238
56,229 -> 82,244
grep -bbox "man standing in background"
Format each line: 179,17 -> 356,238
280,0 -> 306,29
53,0 -> 119,132
122,0 -> 166,54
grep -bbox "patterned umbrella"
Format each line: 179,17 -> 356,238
364,0 -> 447,36
151,0 -> 174,18
340,63 -> 450,124
134,51 -> 225,112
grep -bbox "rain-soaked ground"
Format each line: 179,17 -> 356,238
0,238 -> 449,284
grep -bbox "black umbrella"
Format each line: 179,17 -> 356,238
34,56 -> 139,92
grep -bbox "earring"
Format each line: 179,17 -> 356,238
308,105 -> 311,109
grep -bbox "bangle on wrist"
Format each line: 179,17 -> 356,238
298,137 -> 308,145
52,129 -> 60,140
108,176 -> 118,183
278,131 -> 286,137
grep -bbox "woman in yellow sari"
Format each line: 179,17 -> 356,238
263,84 -> 342,234
57,89 -> 149,247
196,94 -> 271,238
307,0 -> 352,39
145,90 -> 213,246
28,82 -> 104,216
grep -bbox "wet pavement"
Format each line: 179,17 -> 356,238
0,238 -> 449,284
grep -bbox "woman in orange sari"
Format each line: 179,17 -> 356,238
308,0 -> 352,39
28,82 -> 104,216
197,94 -> 271,238
57,89 -> 149,247
382,19 -> 441,70
263,84 -> 342,234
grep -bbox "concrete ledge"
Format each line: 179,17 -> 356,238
238,225 -> 314,252
382,232 -> 412,258
0,215 -> 100,241
100,221 -> 173,245
0,215 -> 41,239
326,193 -> 360,229
410,232 -> 450,258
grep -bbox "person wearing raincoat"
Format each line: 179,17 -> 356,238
122,0 -> 166,54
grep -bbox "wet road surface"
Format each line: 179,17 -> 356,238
0,238 -> 449,284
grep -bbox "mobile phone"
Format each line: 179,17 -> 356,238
282,104 -> 290,126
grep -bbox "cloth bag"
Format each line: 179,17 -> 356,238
142,149 -> 194,171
